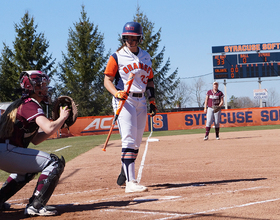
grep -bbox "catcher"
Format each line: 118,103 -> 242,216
0,70 -> 76,216
203,81 -> 224,140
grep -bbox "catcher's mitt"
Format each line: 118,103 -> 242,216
52,96 -> 78,128
213,105 -> 221,113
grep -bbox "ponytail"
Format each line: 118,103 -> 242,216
117,43 -> 126,52
0,99 -> 23,139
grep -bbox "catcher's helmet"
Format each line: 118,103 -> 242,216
122,22 -> 143,44
20,70 -> 51,103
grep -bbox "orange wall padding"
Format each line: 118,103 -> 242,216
50,107 -> 280,138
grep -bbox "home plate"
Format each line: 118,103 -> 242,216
133,196 -> 181,202
148,138 -> 159,142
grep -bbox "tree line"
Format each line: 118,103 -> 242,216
175,78 -> 280,108
0,6 -> 179,117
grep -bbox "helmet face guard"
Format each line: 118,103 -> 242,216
121,22 -> 143,44
20,70 -> 51,103
44,86 -> 54,104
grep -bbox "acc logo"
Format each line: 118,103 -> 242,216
84,117 -> 118,131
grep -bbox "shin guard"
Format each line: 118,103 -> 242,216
30,154 -> 65,209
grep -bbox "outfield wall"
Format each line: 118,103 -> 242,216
55,106 -> 280,138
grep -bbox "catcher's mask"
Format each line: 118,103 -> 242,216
20,70 -> 53,104
121,21 -> 143,45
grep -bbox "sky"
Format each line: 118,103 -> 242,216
1,0 -> 280,107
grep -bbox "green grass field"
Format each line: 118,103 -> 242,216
0,124 -> 279,182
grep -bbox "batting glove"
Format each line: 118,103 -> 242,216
115,90 -> 128,100
149,100 -> 157,117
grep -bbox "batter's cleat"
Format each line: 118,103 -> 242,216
0,202 -> 10,211
125,180 -> 148,193
117,179 -> 126,188
24,205 -> 57,216
117,167 -> 126,187
216,136 -> 220,140
204,136 -> 208,141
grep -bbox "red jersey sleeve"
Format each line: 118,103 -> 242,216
104,55 -> 118,77
19,101 -> 45,122
148,69 -> 154,79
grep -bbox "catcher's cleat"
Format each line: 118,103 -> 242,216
125,180 -> 148,193
204,136 -> 208,141
216,136 -> 220,140
24,205 -> 57,216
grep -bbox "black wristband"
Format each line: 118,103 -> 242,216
146,87 -> 155,99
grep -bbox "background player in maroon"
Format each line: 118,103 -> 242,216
0,70 -> 69,216
204,81 -> 224,140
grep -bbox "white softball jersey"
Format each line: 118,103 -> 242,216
104,46 -> 153,150
104,46 -> 153,92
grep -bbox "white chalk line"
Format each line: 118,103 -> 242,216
144,186 -> 270,206
137,118 -> 157,183
156,197 -> 280,220
136,139 -> 149,183
8,184 -> 268,208
8,188 -> 132,207
103,196 -> 280,220
102,186 -> 273,219
8,184 -> 276,220
54,145 -> 72,152
133,196 -> 181,202
8,188 -> 107,206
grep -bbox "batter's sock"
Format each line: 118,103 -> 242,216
122,161 -> 136,182
121,148 -> 138,182
205,127 -> 211,136
215,127 -> 220,137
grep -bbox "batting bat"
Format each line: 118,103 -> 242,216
102,72 -> 135,151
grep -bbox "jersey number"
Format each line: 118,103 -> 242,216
140,75 -> 148,84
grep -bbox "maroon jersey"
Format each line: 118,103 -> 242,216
206,90 -> 224,108
10,98 -> 45,148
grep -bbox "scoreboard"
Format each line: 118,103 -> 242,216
212,42 -> 280,79
213,52 -> 280,79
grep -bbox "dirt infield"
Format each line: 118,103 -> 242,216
1,129 -> 280,219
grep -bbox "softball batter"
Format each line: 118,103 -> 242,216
0,70 -> 69,216
204,81 -> 224,140
104,21 -> 156,193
